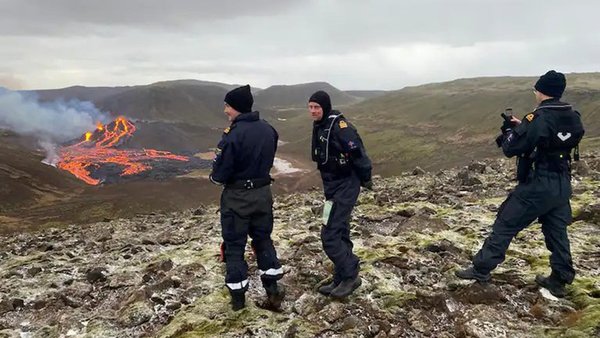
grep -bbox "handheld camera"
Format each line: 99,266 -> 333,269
501,107 -> 513,122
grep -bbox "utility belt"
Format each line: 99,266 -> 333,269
517,151 -> 573,183
517,151 -> 570,182
534,152 -> 571,173
225,177 -> 272,190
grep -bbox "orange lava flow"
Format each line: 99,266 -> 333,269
57,117 -> 189,185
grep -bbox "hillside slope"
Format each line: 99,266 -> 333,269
0,131 -> 84,213
345,90 -> 388,100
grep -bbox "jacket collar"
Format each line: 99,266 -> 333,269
536,98 -> 571,111
234,111 -> 260,123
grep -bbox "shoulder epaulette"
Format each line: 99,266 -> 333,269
524,112 -> 536,122
223,124 -> 236,135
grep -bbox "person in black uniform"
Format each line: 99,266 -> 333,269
309,90 -> 373,299
456,70 -> 585,298
210,85 -> 284,311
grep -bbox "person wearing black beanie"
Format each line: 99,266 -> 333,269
210,84 -> 285,311
456,70 -> 585,299
308,90 -> 373,299
224,85 -> 254,114
534,70 -> 566,99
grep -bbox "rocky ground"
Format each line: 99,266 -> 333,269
1,156 -> 599,338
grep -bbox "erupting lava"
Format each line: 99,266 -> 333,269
58,117 -> 189,185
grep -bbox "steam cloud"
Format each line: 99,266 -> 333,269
39,140 -> 60,166
0,87 -> 108,142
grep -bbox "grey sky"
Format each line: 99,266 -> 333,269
1,0 -> 599,90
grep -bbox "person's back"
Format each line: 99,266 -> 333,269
210,85 -> 284,311
532,101 -> 584,174
227,115 -> 277,182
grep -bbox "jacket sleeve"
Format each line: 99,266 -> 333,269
335,121 -> 372,182
209,133 -> 236,185
501,113 -> 549,158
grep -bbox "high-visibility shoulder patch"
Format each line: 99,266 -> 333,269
224,127 -> 231,134
339,120 -> 348,129
525,113 -> 535,122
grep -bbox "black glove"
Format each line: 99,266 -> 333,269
495,134 -> 504,147
500,119 -> 513,134
361,180 -> 374,190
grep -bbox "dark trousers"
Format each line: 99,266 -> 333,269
321,172 -> 361,283
473,171 -> 575,283
220,185 -> 282,292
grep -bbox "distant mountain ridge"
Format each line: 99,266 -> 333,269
254,81 -> 361,108
27,85 -> 132,103
148,79 -> 254,92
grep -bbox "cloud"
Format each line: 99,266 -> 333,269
0,0 -> 302,36
1,0 -> 599,90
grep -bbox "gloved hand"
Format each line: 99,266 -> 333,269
500,116 -> 521,134
495,134 -> 504,147
361,180 -> 374,190
500,119 -> 513,134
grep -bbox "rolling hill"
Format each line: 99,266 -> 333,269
254,82 -> 361,109
345,90 -> 388,100
149,79 -> 256,92
29,85 -> 132,103
95,83 -> 229,126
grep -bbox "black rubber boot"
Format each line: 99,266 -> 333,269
230,291 -> 246,311
455,266 -> 491,282
318,280 -> 340,296
535,273 -> 567,298
330,276 -> 361,299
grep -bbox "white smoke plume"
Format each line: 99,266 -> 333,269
0,87 -> 108,143
39,140 -> 60,166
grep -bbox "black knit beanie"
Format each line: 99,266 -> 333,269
308,90 -> 332,114
534,70 -> 566,98
224,85 -> 253,113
